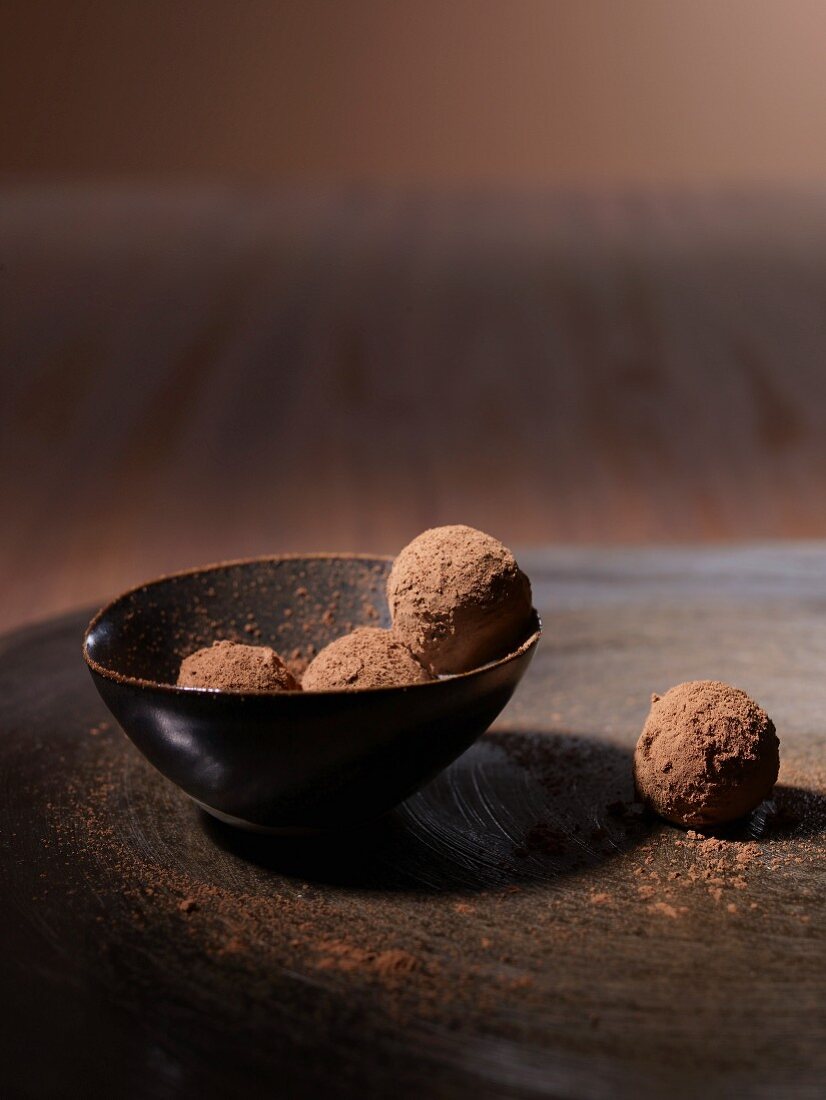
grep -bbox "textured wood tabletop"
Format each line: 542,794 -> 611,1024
0,545 -> 823,1099
4,187 -> 826,630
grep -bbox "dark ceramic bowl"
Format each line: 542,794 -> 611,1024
83,555 -> 541,833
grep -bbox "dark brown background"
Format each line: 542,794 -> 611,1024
5,1 -> 826,184
3,3 -> 826,633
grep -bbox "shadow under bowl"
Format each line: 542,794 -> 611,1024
82,555 -> 541,832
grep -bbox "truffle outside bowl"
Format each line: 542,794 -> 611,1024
82,555 -> 541,833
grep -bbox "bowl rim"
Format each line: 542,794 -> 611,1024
82,553 -> 542,698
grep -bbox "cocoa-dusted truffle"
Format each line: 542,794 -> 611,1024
387,525 -> 533,675
634,680 -> 779,827
302,628 -> 433,691
177,640 -> 299,692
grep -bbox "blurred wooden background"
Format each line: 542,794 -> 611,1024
3,186 -> 826,632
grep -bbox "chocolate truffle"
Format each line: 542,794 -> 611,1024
177,640 -> 299,692
302,628 -> 433,691
387,525 -> 533,675
634,680 -> 779,827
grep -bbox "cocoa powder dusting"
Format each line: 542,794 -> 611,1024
33,712 -> 824,1071
177,640 -> 299,692
634,681 -> 779,827
387,525 -> 533,675
49,733 -> 445,1001
302,628 -> 432,691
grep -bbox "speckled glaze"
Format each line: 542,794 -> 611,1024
83,555 -> 541,831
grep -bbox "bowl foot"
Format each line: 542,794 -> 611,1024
192,798 -> 325,836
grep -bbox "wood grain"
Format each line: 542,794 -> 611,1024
3,187 -> 826,631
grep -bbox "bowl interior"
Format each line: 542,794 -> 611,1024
85,556 -> 392,688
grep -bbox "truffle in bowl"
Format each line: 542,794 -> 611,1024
83,555 -> 541,833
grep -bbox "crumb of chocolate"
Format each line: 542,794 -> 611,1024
649,901 -> 684,919
514,822 -> 566,858
311,940 -> 421,981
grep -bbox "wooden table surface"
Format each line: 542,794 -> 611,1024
0,545 -> 823,1099
4,187 -> 826,631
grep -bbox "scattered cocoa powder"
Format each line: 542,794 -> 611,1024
34,707 -> 823,1060
649,901 -> 685,919
313,940 -> 421,981
39,758 -> 498,1047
